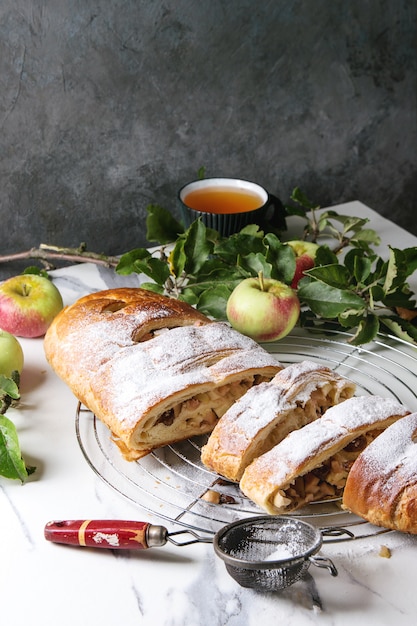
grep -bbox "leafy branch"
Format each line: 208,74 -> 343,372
286,188 -> 382,253
0,373 -> 35,481
1,189 -> 416,347
116,194 -> 417,346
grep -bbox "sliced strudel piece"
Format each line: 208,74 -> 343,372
44,288 -> 281,460
201,361 -> 355,481
240,396 -> 409,514
342,412 -> 417,534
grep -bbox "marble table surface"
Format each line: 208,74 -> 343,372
2,201 -> 417,626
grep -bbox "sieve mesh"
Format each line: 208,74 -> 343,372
216,517 -> 320,564
224,562 -> 310,591
213,516 -> 327,591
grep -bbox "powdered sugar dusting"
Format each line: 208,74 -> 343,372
263,544 -> 295,561
246,396 -> 409,486
271,360 -> 355,404
320,396 -> 408,431
273,361 -> 328,386
204,360 -> 354,452
59,315 -> 138,372
354,412 -> 417,489
91,322 -> 280,428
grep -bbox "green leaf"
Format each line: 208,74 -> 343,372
178,287 -> 200,306
379,315 -> 417,345
197,285 -> 231,319
263,234 -> 296,283
168,238 -> 187,277
350,228 -> 381,246
22,266 -> 50,278
298,280 -> 365,318
383,247 -> 402,294
116,248 -> 152,274
341,217 -> 370,235
290,187 -> 317,210
146,204 -> 184,244
182,220 -> 214,274
401,247 -> 417,277
193,261 -> 246,289
320,212 -> 369,234
370,284 -> 385,302
338,308 -> 366,328
353,254 -> 372,284
140,282 -> 165,294
192,276 -> 243,296
0,376 -> 20,401
238,252 -> 273,278
303,264 -> 350,289
344,248 -> 375,279
315,245 -> 338,266
116,249 -> 170,285
0,415 -> 30,481
214,229 -> 266,263
239,224 -> 265,237
348,314 -> 380,346
0,374 -> 20,415
141,258 -> 171,285
381,288 -> 416,309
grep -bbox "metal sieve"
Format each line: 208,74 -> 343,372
45,515 -> 338,592
213,515 -> 338,591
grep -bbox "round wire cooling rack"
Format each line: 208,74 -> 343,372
75,325 -> 417,542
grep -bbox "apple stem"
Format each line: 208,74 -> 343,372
258,271 -> 265,292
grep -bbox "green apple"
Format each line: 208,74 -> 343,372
226,275 -> 300,342
286,240 -> 319,288
0,274 -> 64,338
0,330 -> 24,377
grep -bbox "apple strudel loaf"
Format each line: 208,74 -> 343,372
342,412 -> 417,534
200,360 -> 356,481
239,396 -> 409,514
44,288 -> 282,460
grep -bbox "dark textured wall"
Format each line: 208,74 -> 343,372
1,1 -> 416,278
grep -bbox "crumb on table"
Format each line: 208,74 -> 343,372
379,545 -> 391,558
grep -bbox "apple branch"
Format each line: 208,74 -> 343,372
0,244 -> 120,271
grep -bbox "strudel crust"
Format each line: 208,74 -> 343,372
342,412 -> 417,534
44,288 -> 282,460
201,361 -> 356,481
240,396 -> 409,514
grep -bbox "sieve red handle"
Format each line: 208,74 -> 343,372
44,519 -> 163,550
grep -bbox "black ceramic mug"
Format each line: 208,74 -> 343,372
178,177 -> 286,237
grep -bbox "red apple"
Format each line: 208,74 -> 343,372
286,240 -> 319,288
226,275 -> 300,342
0,330 -> 24,377
0,274 -> 64,338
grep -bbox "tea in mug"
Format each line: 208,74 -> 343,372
183,186 -> 264,215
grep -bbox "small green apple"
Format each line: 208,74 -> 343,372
0,329 -> 24,377
286,240 -> 319,288
226,274 -> 300,342
0,274 -> 64,338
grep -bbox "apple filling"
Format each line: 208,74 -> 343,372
272,430 -> 384,512
135,323 -> 207,343
135,375 -> 267,446
258,384 -> 351,454
298,383 -> 352,419
251,383 -> 354,460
